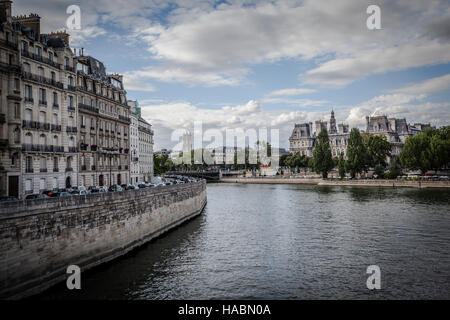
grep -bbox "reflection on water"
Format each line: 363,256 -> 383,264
39,184 -> 450,300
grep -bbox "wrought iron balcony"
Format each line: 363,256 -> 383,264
21,50 -> 61,69
22,71 -> 64,89
78,103 -> 99,114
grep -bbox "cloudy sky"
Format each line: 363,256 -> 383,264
13,0 -> 450,150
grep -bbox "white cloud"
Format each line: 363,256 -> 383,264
344,93 -> 450,129
303,41 -> 450,87
389,74 -> 450,95
268,88 -> 317,96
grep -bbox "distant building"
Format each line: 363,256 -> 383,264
138,113 -> 154,182
289,122 -> 315,157
129,102 -> 139,184
365,114 -> 433,157
289,110 -> 433,163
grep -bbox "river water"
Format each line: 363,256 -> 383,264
40,183 -> 450,299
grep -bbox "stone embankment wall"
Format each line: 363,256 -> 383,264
220,177 -> 449,188
0,181 -> 207,299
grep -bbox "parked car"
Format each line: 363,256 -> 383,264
71,190 -> 89,196
72,186 -> 87,192
88,186 -> 100,193
25,193 -> 50,200
137,183 -> 147,189
99,186 -> 108,193
53,192 -> 72,197
108,184 -> 123,192
0,196 -> 18,202
124,184 -> 136,190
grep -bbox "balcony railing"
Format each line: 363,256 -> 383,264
53,168 -> 59,172
22,144 -> 64,153
22,121 -> 51,131
22,71 -> 64,89
40,168 -> 47,173
65,167 -> 73,172
78,103 -> 99,114
67,84 -> 76,91
119,115 -> 131,123
91,145 -> 98,151
21,50 -> 61,69
24,97 -> 34,103
39,100 -> 47,106
81,165 -> 87,171
25,168 -> 33,173
52,103 -> 59,109
68,105 -> 76,111
80,143 -> 88,151
66,126 -> 77,133
91,165 -> 96,171
0,38 -> 18,50
68,147 -> 77,153
65,65 -> 75,72
51,124 -> 61,132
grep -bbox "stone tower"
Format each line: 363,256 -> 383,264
329,110 -> 337,134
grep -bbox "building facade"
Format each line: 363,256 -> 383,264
365,115 -> 431,157
0,1 -> 139,199
289,111 -> 350,158
1,3 -> 79,198
75,55 -> 130,187
137,112 -> 154,182
128,100 -> 139,184
289,110 -> 432,162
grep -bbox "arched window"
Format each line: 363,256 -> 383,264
39,111 -> 46,123
25,109 -> 32,121
69,137 -> 74,147
53,135 -> 58,146
13,127 -> 20,144
11,153 -> 19,166
23,63 -> 30,73
39,134 -> 46,145
53,113 -> 58,125
67,156 -> 72,169
25,132 -> 32,144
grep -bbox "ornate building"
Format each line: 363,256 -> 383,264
289,111 -> 350,158
0,0 -> 138,198
137,110 -> 154,182
128,100 -> 139,184
365,114 -> 431,157
289,110 -> 432,163
288,122 -> 315,157
1,2 -> 78,198
75,55 -> 130,187
128,99 -> 154,183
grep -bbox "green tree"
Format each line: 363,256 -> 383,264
312,129 -> 334,178
386,157 -> 402,179
153,154 -> 175,175
399,126 -> 450,173
399,132 -> 432,174
367,135 -> 392,167
338,152 -> 346,179
374,164 -> 385,179
346,128 -> 367,178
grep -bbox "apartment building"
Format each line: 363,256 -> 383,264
76,55 -> 130,187
0,2 -> 78,198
